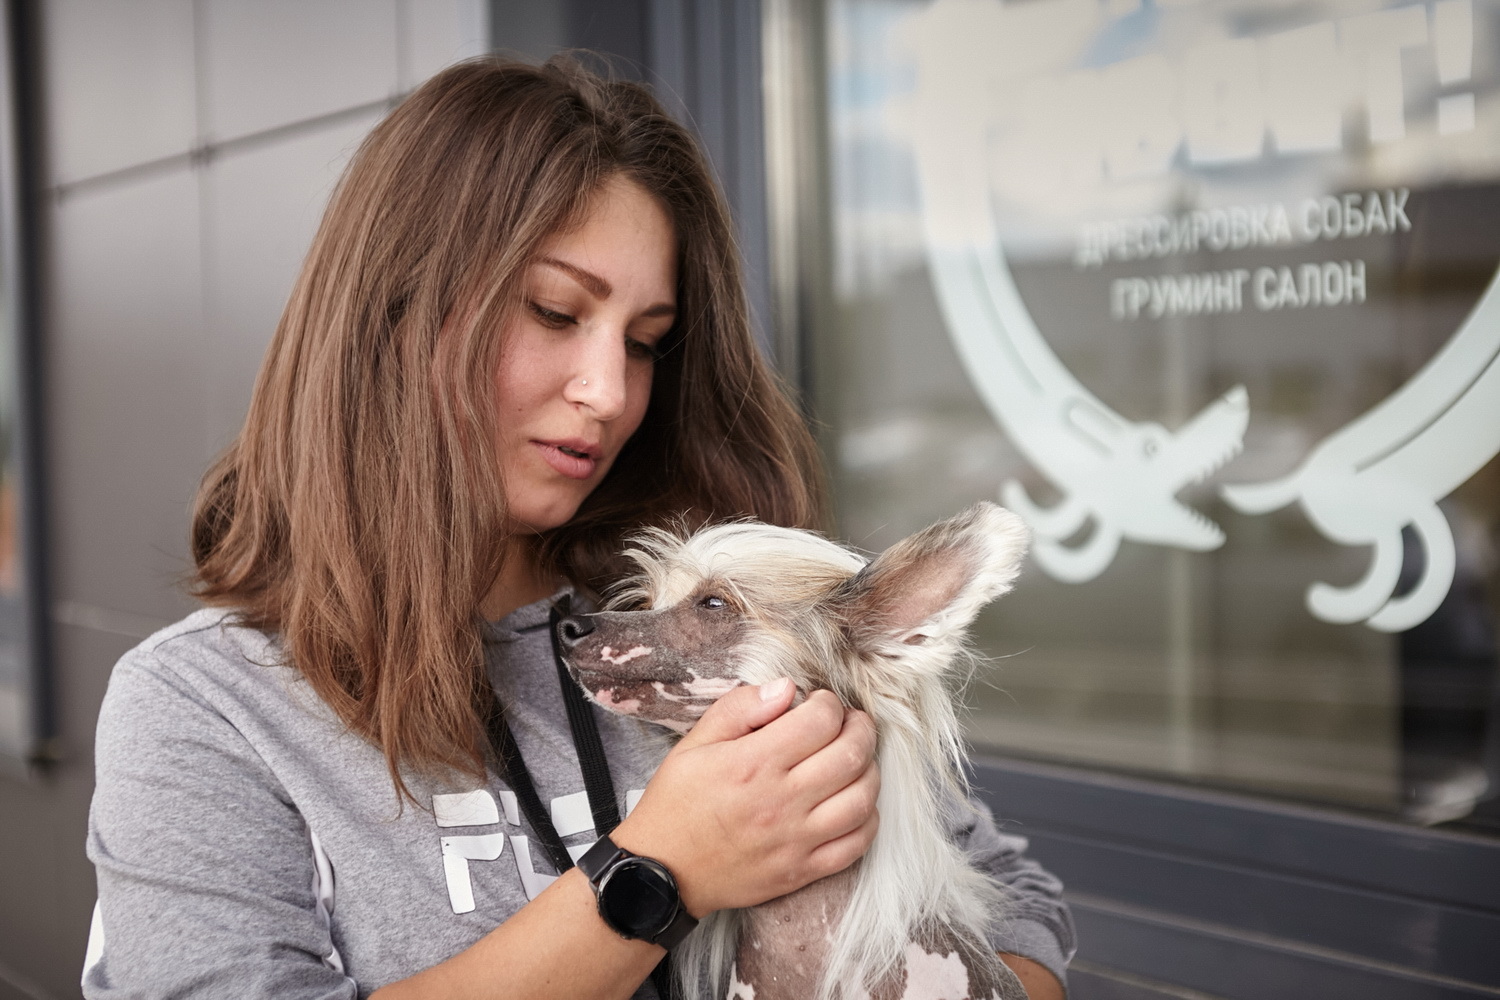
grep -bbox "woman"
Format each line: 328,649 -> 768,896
84,57 -> 1072,999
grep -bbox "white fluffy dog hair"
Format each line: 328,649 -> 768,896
560,501 -> 1031,1000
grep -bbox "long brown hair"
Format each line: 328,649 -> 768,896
190,55 -> 828,798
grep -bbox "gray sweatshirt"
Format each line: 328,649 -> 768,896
85,594 -> 1074,998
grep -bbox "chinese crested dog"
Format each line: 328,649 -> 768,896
557,502 -> 1031,1000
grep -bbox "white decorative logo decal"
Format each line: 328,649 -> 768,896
1221,279 -> 1500,631
909,0 -> 1500,631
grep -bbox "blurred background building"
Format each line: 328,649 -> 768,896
0,1 -> 1496,998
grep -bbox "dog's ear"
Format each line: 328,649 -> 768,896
834,502 -> 1029,657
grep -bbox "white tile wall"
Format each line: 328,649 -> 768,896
199,0 -> 399,143
200,110 -> 384,449
41,0 -> 197,186
47,171 -> 207,625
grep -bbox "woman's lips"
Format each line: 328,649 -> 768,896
532,440 -> 598,480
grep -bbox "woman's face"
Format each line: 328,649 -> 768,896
494,176 -> 678,533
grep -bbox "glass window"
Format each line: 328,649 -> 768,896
813,0 -> 1500,831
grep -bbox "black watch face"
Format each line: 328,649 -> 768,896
599,859 -> 678,939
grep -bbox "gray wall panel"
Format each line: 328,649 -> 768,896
0,622 -> 135,1000
201,111 -> 382,450
40,0 -> 195,186
977,755 -> 1500,911
1071,898 -> 1496,1000
399,0 -> 489,90
199,0 -> 398,142
1070,962 -> 1231,1000
975,756 -> 1500,998
47,171 -> 205,628
1028,828 -> 1500,985
0,762 -> 91,1000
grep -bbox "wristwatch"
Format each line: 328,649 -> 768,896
577,835 -> 698,949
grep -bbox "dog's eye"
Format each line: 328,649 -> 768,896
698,595 -> 727,610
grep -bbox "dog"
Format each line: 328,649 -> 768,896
557,501 -> 1032,1000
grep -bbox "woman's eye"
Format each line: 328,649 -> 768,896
627,337 -> 663,362
698,595 -> 726,610
528,302 -> 576,328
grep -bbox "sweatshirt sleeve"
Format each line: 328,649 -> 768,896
84,643 -> 357,999
948,789 -> 1077,989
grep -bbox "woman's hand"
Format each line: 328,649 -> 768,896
611,679 -> 880,918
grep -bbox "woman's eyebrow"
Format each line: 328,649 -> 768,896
539,257 -> 610,298
538,256 -> 676,318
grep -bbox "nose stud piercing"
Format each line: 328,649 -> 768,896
581,380 -> 588,386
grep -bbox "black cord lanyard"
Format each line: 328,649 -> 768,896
483,597 -> 621,873
483,596 -> 673,998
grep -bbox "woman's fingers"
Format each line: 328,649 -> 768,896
804,751 -> 881,843
807,803 -> 880,879
787,705 -> 877,798
743,689 -> 849,770
674,678 -> 796,752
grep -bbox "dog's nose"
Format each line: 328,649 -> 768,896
556,614 -> 596,648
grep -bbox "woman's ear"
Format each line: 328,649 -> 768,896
832,502 -> 1029,660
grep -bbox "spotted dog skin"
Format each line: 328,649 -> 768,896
730,866 -> 856,1000
561,597 -> 750,733
877,926 -> 1028,1000
728,862 -> 1023,1000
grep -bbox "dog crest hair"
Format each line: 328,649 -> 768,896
600,502 -> 1030,1000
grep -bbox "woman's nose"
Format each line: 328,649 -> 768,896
564,331 -> 631,420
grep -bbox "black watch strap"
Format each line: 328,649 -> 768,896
650,898 -> 698,951
577,833 -> 631,882
579,835 -> 698,950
